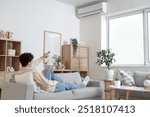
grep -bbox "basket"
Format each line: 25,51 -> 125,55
8,49 -> 16,56
144,86 -> 150,90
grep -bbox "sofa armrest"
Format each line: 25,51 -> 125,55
87,80 -> 105,100
86,80 -> 100,87
1,82 -> 34,100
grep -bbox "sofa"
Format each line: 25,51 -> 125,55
118,71 -> 150,100
1,72 -> 103,100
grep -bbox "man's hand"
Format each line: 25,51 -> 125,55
42,51 -> 50,59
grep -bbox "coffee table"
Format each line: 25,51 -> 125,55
109,85 -> 150,100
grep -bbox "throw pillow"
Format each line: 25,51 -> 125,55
134,71 -> 150,87
119,70 -> 135,86
147,75 -> 150,80
15,71 -> 38,92
55,72 -> 82,84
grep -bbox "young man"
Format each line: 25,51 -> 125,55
19,52 -> 89,93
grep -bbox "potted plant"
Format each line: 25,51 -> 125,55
96,49 -> 116,80
113,69 -> 121,87
52,54 -> 62,69
70,38 -> 78,56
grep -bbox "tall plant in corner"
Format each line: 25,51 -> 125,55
96,49 -> 115,70
70,38 -> 78,56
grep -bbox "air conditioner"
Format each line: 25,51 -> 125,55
76,2 -> 107,18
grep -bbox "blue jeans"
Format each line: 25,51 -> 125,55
43,69 -> 63,82
43,69 -> 84,92
54,82 -> 84,92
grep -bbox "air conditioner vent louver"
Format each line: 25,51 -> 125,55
76,2 -> 107,18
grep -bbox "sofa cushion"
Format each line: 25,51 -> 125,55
54,72 -> 82,84
71,87 -> 101,99
33,87 -> 101,100
15,71 -> 38,92
120,70 -> 135,86
134,71 -> 150,87
34,91 -> 74,100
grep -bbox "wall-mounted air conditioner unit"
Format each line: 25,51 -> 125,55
76,2 -> 107,18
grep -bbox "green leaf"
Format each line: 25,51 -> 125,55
96,49 -> 116,69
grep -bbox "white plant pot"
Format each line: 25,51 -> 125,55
105,69 -> 114,80
114,81 -> 121,87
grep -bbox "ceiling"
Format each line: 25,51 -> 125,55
57,0 -> 101,6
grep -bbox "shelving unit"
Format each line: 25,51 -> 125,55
0,38 -> 21,83
0,39 -> 6,71
62,44 -> 89,77
0,38 -> 21,71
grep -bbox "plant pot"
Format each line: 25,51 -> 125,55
114,80 -> 121,87
105,69 -> 114,80
56,64 -> 63,70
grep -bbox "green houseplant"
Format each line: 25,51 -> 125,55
113,69 -> 121,81
96,49 -> 115,70
113,69 -> 121,86
52,54 -> 62,69
52,54 -> 61,66
70,38 -> 78,56
96,49 -> 116,80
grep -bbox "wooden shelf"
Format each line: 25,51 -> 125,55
7,55 -> 20,57
0,55 -> 6,57
0,55 -> 19,57
54,69 -> 71,71
0,39 -> 21,72
62,44 -> 89,77
53,69 -> 72,73
0,38 -> 20,41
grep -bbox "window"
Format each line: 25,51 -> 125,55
148,12 -> 150,62
108,13 -> 144,65
102,9 -> 150,66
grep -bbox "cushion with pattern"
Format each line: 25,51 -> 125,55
119,70 -> 135,86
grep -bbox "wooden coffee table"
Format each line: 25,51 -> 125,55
109,85 -> 150,100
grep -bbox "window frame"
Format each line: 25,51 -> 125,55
144,9 -> 150,65
104,9 -> 150,66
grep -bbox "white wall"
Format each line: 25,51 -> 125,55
80,0 -> 150,80
80,14 -> 105,80
0,0 -> 79,58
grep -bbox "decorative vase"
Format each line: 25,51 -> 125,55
56,64 -> 63,70
144,80 -> 150,90
114,80 -> 121,87
105,69 -> 114,80
52,65 -> 56,70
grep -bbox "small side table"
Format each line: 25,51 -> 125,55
104,79 -> 114,100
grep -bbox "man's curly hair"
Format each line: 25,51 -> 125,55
19,53 -> 34,67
